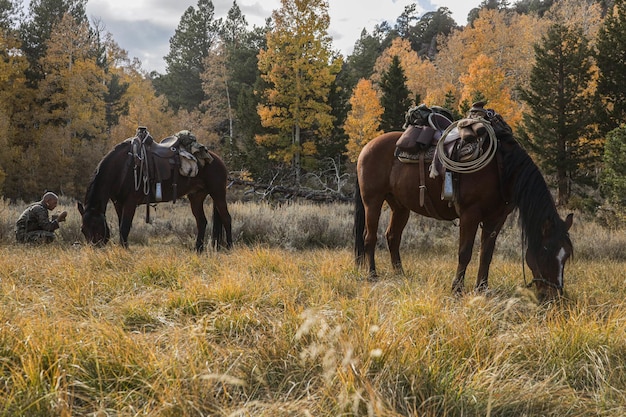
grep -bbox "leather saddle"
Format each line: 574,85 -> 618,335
150,136 -> 180,158
129,133 -> 181,202
147,136 -> 181,182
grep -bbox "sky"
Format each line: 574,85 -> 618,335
84,0 -> 479,74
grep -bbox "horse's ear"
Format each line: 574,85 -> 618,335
565,212 -> 573,231
77,201 -> 85,215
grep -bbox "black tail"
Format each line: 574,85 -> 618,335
354,177 -> 366,266
212,204 -> 224,250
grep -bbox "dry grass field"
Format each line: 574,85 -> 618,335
0,198 -> 625,416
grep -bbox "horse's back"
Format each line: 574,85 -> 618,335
357,131 -> 459,220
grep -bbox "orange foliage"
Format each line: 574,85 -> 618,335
459,54 -> 521,128
344,79 -> 384,162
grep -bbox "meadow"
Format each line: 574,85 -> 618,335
0,197 -> 625,416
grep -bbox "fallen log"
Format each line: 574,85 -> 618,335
227,177 -> 351,202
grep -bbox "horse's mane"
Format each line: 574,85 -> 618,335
83,141 -> 130,211
499,132 -> 566,251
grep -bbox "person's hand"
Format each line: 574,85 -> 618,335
57,211 -> 67,222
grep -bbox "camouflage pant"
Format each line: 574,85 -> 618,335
16,230 -> 56,244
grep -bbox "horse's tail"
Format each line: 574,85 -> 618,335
354,176 -> 366,266
212,204 -> 224,250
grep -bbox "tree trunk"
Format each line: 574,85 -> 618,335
557,168 -> 569,206
294,123 -> 301,185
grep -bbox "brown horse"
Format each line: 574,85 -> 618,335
354,120 -> 573,300
78,138 -> 232,251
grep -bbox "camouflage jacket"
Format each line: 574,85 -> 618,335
15,202 -> 59,235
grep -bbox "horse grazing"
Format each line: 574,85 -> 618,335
354,109 -> 573,300
78,136 -> 232,251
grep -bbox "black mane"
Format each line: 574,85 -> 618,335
499,133 -> 568,252
83,141 -> 130,212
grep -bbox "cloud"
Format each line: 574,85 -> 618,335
85,0 -> 478,73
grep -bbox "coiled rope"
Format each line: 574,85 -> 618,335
436,117 -> 498,174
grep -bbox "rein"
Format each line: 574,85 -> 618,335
520,229 -> 563,291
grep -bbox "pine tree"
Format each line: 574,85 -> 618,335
0,0 -> 19,31
518,23 -> 599,205
19,0 -> 89,85
379,55 -> 411,132
153,0 -> 219,112
371,37 -> 436,105
343,29 -> 381,91
600,126 -> 626,207
596,0 -> 626,134
206,2 -> 265,153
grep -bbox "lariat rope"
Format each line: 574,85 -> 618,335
436,117 -> 498,174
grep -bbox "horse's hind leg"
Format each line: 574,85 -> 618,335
363,197 -> 385,279
385,200 -> 410,274
188,192 -> 208,252
212,197 -> 232,250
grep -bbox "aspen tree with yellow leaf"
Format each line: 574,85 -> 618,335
459,54 -> 521,128
344,79 -> 384,162
0,31 -> 29,195
36,13 -> 108,196
431,9 -> 546,110
256,0 -> 341,184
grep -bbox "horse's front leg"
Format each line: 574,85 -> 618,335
452,212 -> 480,295
117,203 -> 137,249
475,217 -> 506,292
385,201 -> 410,274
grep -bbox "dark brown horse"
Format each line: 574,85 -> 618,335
78,139 -> 232,251
354,120 -> 573,300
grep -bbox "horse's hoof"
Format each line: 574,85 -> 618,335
367,272 -> 379,283
393,267 -> 405,276
452,285 -> 464,297
474,284 -> 489,294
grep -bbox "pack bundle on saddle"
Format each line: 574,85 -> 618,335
164,130 -> 214,177
394,104 -> 454,162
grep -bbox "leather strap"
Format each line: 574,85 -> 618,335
418,153 -> 426,207
418,153 -> 445,220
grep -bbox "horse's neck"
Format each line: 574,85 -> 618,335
86,145 -> 128,213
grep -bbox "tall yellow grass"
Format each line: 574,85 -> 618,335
1,199 -> 625,416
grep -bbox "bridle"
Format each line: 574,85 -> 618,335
84,208 -> 109,245
525,276 -> 563,291
521,230 -> 564,293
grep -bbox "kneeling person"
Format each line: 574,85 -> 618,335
16,192 -> 67,244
